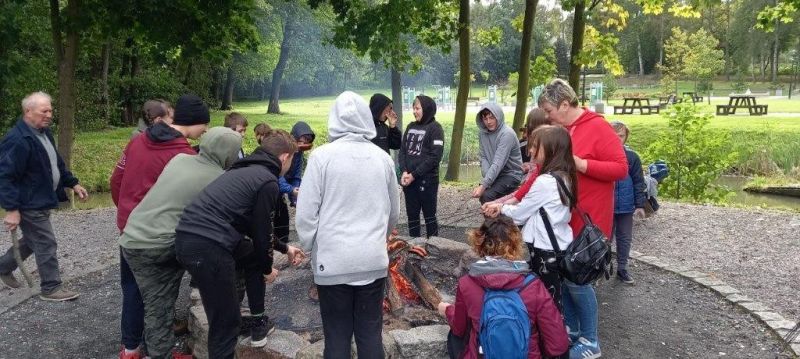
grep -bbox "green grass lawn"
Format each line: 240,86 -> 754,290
71,94 -> 800,192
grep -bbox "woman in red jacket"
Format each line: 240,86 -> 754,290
537,79 -> 628,359
437,216 -> 569,359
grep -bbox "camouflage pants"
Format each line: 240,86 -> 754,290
122,246 -> 184,359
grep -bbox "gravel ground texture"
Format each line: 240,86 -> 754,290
398,185 -> 800,323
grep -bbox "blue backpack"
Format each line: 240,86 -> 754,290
478,274 -> 536,359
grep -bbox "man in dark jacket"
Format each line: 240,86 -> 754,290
175,130 -> 304,359
368,93 -> 402,153
0,92 -> 88,301
398,95 -> 445,238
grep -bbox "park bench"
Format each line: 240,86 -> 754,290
467,96 -> 481,105
716,95 -> 768,116
613,97 -> 660,115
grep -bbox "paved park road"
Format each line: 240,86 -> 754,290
0,262 -> 789,358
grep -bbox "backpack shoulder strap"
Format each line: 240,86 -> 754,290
538,207 -> 561,252
517,274 -> 537,293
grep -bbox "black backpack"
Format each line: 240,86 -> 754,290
538,174 -> 613,285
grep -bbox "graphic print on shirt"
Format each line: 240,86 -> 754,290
406,128 -> 427,156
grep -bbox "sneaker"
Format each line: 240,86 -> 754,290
569,337 -> 601,359
250,316 -> 275,347
119,346 -> 142,359
617,270 -> 634,284
239,315 -> 255,336
171,349 -> 193,359
0,272 -> 21,289
39,288 -> 80,302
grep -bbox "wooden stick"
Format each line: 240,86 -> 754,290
11,229 -> 35,288
407,262 -> 442,309
385,274 -> 405,316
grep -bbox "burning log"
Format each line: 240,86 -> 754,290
384,235 -> 443,314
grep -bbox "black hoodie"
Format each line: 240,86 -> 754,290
368,93 -> 402,153
175,147 -> 288,275
398,95 -> 445,181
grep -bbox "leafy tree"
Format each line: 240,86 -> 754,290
511,0 -> 540,134
445,0 -> 471,181
645,102 -> 736,202
684,28 -> 725,92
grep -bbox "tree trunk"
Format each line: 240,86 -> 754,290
512,0 -> 539,134
391,68 -> 403,130
211,68 -> 222,103
100,41 -> 111,125
268,19 -> 292,114
183,61 -> 193,87
657,12 -> 664,74
444,0 -> 470,181
125,52 -> 139,126
221,66 -> 235,110
568,1 -> 586,90
772,24 -> 779,83
637,35 -> 645,77
50,0 -> 80,168
119,38 -> 131,125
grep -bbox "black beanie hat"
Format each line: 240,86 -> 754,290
173,94 -> 210,126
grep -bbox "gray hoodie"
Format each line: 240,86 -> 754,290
119,127 -> 243,249
296,91 -> 400,285
475,103 -> 523,187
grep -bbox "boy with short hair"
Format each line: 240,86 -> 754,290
224,112 -> 249,158
279,121 -> 315,206
175,130 -> 305,359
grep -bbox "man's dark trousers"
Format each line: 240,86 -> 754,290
0,209 -> 61,294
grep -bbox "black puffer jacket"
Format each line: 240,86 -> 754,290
175,148 -> 286,274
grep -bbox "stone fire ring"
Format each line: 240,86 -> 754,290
188,235 -> 477,359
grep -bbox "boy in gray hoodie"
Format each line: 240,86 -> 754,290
296,91 -> 400,359
473,103 -> 524,203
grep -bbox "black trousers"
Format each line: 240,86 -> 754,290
403,179 -> 439,238
480,174 -> 521,204
317,278 -> 387,359
176,236 -> 239,359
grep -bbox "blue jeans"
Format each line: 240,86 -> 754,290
120,247 -> 145,350
561,280 -> 599,344
613,213 -> 633,271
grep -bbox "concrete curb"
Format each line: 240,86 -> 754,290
628,250 -> 800,357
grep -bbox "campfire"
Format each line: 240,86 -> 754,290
384,235 -> 443,315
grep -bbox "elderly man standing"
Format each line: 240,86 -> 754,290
0,92 -> 88,301
472,103 -> 524,203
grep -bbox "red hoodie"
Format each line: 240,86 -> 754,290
445,272 -> 569,359
566,110 -> 628,238
110,123 -> 195,232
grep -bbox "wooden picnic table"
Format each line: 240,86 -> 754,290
716,95 -> 768,116
613,97 -> 660,115
682,92 -> 703,103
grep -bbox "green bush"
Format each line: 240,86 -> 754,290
645,103 -> 737,202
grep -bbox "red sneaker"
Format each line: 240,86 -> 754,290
119,346 -> 142,359
172,349 -> 193,359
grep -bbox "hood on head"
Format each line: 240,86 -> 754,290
416,95 -> 437,124
291,121 -> 316,142
199,127 -> 243,169
469,257 -> 531,290
369,93 -> 392,122
328,91 -> 376,141
475,102 -> 506,132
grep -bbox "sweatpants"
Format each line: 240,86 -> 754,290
176,236 -> 239,359
0,209 -> 62,294
123,245 -> 185,359
480,174 -> 521,204
403,179 -> 438,238
317,278 -> 387,359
